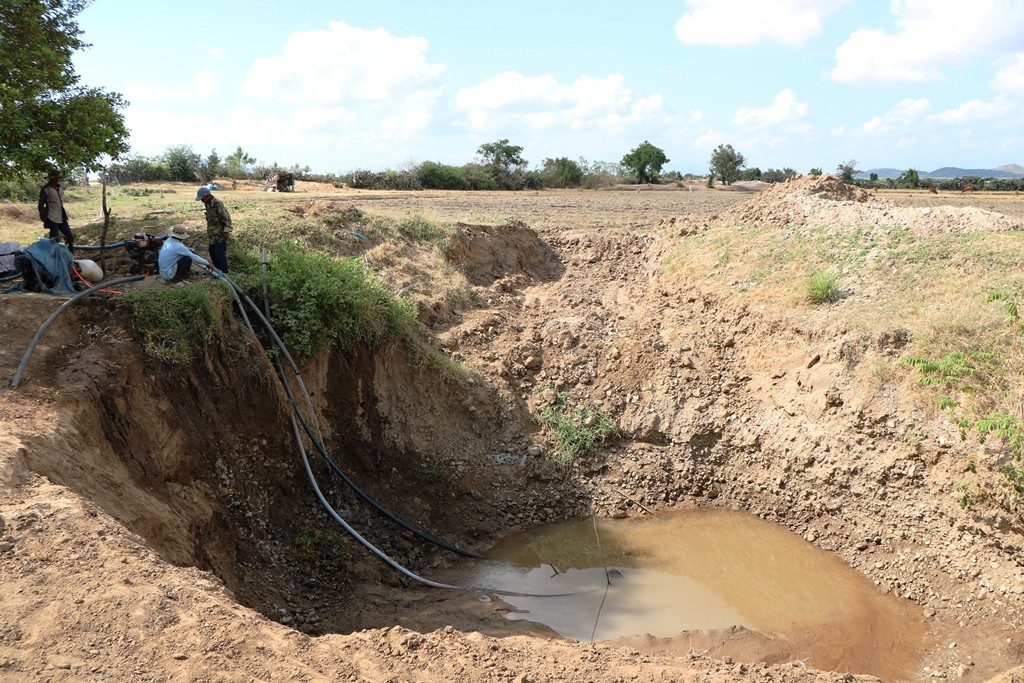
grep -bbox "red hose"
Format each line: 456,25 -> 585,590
72,266 -> 124,295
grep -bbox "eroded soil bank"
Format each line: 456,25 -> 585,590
1,180 -> 1023,682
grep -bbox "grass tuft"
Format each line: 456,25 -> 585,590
539,392 -> 618,469
806,269 -> 842,304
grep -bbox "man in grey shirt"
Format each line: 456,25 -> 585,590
38,169 -> 74,250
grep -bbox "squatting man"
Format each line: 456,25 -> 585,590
158,224 -> 225,284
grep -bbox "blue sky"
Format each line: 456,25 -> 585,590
72,0 -> 1024,175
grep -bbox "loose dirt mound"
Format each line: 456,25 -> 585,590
286,200 -> 361,220
446,220 -> 563,286
719,174 -> 1024,234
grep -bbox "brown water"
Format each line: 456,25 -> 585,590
432,508 -> 929,680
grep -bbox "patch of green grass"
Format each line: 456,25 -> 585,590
539,392 -> 619,469
805,269 -> 841,304
361,214 -> 456,246
291,525 -> 343,566
121,282 -> 242,366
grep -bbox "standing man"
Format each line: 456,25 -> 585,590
38,170 -> 74,250
196,185 -> 232,273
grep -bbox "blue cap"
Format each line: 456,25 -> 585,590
196,186 -> 212,201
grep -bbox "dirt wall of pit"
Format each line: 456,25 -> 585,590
0,294 -> 535,615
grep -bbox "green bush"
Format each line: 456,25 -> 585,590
239,243 -> 419,361
417,161 -> 469,190
0,180 -> 37,202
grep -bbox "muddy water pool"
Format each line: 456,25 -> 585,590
431,508 -> 928,680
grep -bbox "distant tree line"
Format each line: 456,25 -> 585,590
12,2 -> 1024,198
106,145 -> 314,186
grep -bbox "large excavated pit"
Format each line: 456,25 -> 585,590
2,179 -> 1024,681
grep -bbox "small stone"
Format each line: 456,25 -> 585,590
527,445 -> 543,457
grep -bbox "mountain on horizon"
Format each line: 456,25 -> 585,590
855,165 -> 1024,179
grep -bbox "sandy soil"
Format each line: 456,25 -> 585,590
1,177 -> 1023,682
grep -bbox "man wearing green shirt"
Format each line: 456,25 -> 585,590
196,186 -> 232,273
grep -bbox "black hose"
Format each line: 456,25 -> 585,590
10,275 -> 145,388
288,412 -> 463,589
259,248 -> 325,446
225,272 -> 480,558
0,273 -> 20,283
72,240 -> 131,252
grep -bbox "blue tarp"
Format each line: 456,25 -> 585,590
23,238 -> 76,294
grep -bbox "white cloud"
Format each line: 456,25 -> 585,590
861,97 -> 931,134
693,128 -> 726,148
122,70 -> 216,103
451,72 -> 666,134
731,89 -> 808,128
378,89 -> 443,141
689,109 -> 704,123
675,0 -> 849,47
992,54 -> 1024,92
831,1 -> 1024,85
193,71 -> 216,98
241,21 -> 446,104
927,96 -> 1009,124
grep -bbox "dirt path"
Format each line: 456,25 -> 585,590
1,178 -> 1023,682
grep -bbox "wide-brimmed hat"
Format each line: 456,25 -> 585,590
166,224 -> 189,239
47,169 -> 62,180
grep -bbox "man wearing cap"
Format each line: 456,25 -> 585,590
195,186 -> 232,273
38,170 -> 74,250
158,224 -> 216,284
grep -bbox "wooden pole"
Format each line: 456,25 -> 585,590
99,173 -> 111,275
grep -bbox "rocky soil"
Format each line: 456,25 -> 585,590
1,177 -> 1023,682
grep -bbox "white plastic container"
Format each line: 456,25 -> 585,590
75,259 -> 104,283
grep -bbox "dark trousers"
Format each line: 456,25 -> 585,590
209,242 -> 228,273
44,218 -> 74,249
171,256 -> 193,282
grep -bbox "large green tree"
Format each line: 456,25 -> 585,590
621,140 -> 668,184
0,0 -> 129,179
222,146 -> 257,179
476,138 -> 526,189
163,144 -> 201,182
708,144 -> 746,186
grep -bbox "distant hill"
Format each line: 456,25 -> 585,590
856,165 -> 1024,179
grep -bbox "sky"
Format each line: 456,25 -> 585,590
71,0 -> 1024,176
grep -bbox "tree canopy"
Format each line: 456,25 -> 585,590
477,138 -> 527,188
0,0 -> 129,179
836,159 -> 859,183
708,144 -> 746,186
620,141 -> 668,184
